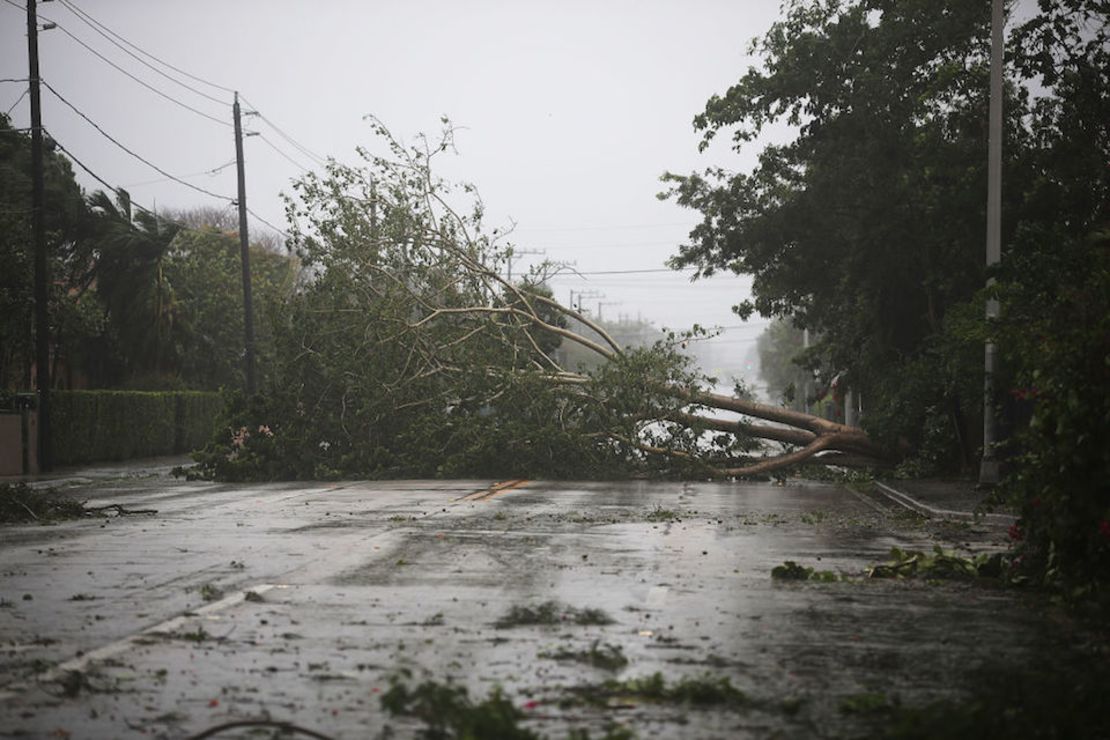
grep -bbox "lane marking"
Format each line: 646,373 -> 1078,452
0,584 -> 285,703
456,479 -> 530,503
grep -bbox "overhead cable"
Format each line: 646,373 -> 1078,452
121,159 -> 236,189
246,207 -> 290,238
52,133 -> 284,240
56,0 -> 229,106
57,0 -> 236,95
50,25 -> 231,127
5,88 -> 28,116
43,80 -> 234,203
257,133 -> 313,172
239,95 -> 327,166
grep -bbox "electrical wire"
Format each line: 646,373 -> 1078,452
534,240 -> 687,250
49,24 -> 231,128
5,88 -> 28,116
52,132 -> 282,243
43,80 -> 234,203
256,132 -> 313,172
121,159 -> 236,189
56,0 -> 236,95
55,0 -> 229,106
1,78 -> 28,84
246,206 -> 290,238
514,221 -> 694,233
240,96 -> 327,166
556,267 -> 693,275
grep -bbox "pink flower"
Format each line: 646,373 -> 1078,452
258,424 -> 274,438
230,426 -> 250,448
1098,520 -> 1110,540
1008,523 -> 1023,542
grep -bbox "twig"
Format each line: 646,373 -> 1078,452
185,720 -> 334,740
82,504 -> 158,516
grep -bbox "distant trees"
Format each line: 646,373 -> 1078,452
0,114 -> 298,392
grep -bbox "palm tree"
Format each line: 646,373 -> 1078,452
88,191 -> 186,385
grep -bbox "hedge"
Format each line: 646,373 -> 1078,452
50,390 -> 223,466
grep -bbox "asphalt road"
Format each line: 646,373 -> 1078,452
0,474 -> 1048,738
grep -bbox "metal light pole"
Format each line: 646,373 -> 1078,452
980,0 -> 1004,486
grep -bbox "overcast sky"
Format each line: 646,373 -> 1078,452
3,0 -> 794,379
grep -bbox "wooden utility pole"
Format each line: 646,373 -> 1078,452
980,0 -> 1004,486
26,0 -> 51,471
233,92 -> 257,396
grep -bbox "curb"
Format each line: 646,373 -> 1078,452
873,481 -> 1017,526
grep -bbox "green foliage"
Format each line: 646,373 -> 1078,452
866,546 -> 1004,581
541,640 -> 629,671
49,390 -> 220,465
381,675 -> 538,740
662,0 -> 1109,474
996,230 -> 1110,595
0,114 -> 98,389
0,482 -> 86,523
191,120 -> 719,482
771,561 -> 840,582
494,601 -> 614,629
584,672 -> 747,708
164,228 -> 296,390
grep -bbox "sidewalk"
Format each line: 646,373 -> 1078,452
874,477 -> 1017,525
0,455 -> 191,490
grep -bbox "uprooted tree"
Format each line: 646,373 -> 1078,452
193,119 -> 890,481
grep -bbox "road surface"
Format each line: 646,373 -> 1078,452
0,474 -> 1052,738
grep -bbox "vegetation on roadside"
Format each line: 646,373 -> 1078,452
540,641 -> 629,672
771,547 -> 1012,584
381,674 -> 636,740
495,601 -> 614,629
569,672 -> 747,709
0,482 -> 86,523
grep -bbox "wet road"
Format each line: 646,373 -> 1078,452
0,476 -> 1042,738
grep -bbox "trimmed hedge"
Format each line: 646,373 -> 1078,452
50,390 -> 223,466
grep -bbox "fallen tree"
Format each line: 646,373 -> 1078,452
194,120 -> 891,481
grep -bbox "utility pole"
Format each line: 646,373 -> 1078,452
980,0 -> 1004,486
598,301 -> 621,322
233,92 -> 257,396
506,247 -> 544,282
575,290 -> 603,316
26,0 -> 51,471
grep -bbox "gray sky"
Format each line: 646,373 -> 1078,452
2,0 -> 788,375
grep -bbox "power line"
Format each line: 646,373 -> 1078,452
43,80 -> 234,203
56,0 -> 236,95
246,206 -> 289,239
533,240 -> 686,250
52,24 -> 231,128
53,133 -> 271,242
514,221 -> 695,233
257,132 -> 313,172
55,0 -> 229,106
240,96 -> 327,166
5,88 -> 28,116
553,267 -> 694,275
121,159 -> 236,189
